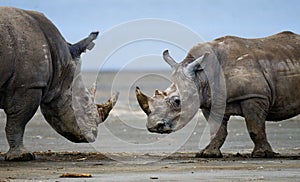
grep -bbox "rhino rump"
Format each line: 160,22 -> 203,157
1,8 -> 79,103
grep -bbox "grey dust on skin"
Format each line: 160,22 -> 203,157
0,7 -> 118,161
136,31 -> 300,158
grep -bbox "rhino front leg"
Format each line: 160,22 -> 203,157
241,99 -> 275,158
196,109 -> 229,158
4,88 -> 42,161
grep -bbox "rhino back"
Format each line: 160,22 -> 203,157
24,9 -> 75,102
189,32 -> 300,121
0,7 -> 51,90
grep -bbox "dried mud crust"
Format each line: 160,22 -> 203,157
0,152 -> 300,181
0,151 -> 299,162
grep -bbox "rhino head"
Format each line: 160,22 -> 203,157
136,50 -> 211,134
40,32 -> 119,142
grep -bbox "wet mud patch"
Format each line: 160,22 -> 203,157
1,151 -> 300,162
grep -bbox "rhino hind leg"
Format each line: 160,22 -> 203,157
196,110 -> 229,158
241,99 -> 275,158
4,89 -> 42,161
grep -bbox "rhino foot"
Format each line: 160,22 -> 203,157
195,148 -> 223,158
5,148 -> 35,161
251,149 -> 277,158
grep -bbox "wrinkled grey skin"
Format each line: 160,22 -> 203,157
0,7 -> 118,161
136,31 -> 300,158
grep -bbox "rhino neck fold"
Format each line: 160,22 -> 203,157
40,81 -> 100,143
173,72 -> 201,131
40,95 -> 87,142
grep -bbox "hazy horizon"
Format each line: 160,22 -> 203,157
1,0 -> 299,70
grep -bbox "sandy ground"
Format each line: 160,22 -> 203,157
0,71 -> 300,181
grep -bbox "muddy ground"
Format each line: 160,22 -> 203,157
1,112 -> 300,182
0,71 -> 300,181
0,152 -> 300,181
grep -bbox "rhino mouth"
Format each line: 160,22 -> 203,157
147,126 -> 173,134
146,118 -> 176,134
56,124 -> 98,143
82,127 -> 98,142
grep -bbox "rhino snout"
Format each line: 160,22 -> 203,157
147,120 -> 172,134
156,121 -> 165,131
83,127 -> 98,142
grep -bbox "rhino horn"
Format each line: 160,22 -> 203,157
154,89 -> 166,98
96,92 -> 119,122
69,31 -> 99,58
135,87 -> 152,115
155,89 -> 162,96
88,82 -> 97,102
163,50 -> 178,68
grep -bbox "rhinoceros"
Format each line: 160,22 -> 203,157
136,31 -> 300,158
0,7 -> 118,161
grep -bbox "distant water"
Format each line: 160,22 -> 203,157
82,70 -> 172,105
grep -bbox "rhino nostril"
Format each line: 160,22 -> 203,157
156,121 -> 165,130
92,128 -> 98,137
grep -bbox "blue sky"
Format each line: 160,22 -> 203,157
1,0 -> 299,70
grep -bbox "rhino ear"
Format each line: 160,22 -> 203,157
69,31 -> 99,59
186,52 -> 209,72
163,50 -> 178,68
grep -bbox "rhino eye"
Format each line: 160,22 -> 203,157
171,96 -> 180,108
174,98 -> 180,106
